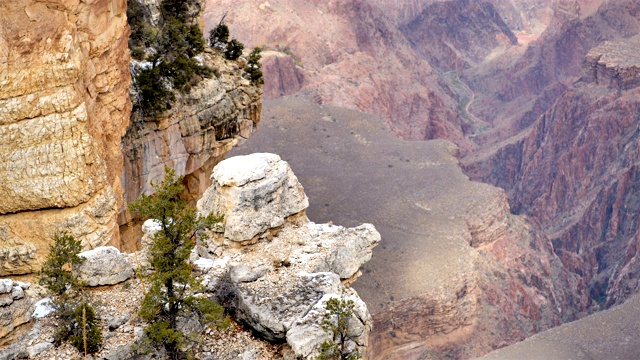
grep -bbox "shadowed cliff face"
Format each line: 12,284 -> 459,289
0,0 -> 131,275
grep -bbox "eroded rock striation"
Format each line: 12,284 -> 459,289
0,0 -> 131,275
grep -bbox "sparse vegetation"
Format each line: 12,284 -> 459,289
209,17 -> 230,48
69,303 -> 103,354
225,39 -> 244,61
128,0 -> 212,119
38,231 -> 103,354
316,295 -> 362,360
246,47 -> 264,86
129,166 -> 228,360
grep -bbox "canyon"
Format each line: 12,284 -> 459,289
210,0 -> 640,358
2,0 -> 640,358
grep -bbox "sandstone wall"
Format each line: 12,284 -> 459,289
0,0 -> 131,275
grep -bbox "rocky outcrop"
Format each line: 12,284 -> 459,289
121,51 -> 262,224
197,153 -> 308,243
0,0 -> 131,275
230,98 -> 589,359
0,279 -> 33,339
261,51 -> 305,100
400,0 -> 518,72
585,34 -> 640,90
194,153 -> 379,358
76,246 -> 134,287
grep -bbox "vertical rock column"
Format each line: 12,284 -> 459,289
0,0 -> 131,275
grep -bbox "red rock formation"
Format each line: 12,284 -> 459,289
261,51 -> 304,99
204,0 -> 465,144
400,0 -> 518,72
466,22 -> 640,310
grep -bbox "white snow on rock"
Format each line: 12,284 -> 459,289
32,298 -> 54,319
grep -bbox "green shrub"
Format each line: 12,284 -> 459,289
129,0 -> 209,119
246,47 -> 264,86
38,231 -> 85,296
38,232 -> 103,354
209,22 -> 230,48
69,303 -> 103,354
133,66 -> 175,118
225,39 -> 244,60
316,296 -> 362,360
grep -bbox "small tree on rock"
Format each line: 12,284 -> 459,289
209,18 -> 230,48
316,296 -> 362,360
225,39 -> 244,60
246,47 -> 264,86
129,166 -> 228,360
38,231 -> 102,354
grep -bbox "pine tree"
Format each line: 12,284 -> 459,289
246,47 -> 264,86
129,0 -> 210,118
129,166 -> 228,359
209,20 -> 230,48
38,232 -> 103,353
316,296 -> 362,360
69,302 -> 103,354
225,39 -> 244,60
38,231 -> 84,296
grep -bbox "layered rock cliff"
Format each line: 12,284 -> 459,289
121,52 -> 262,223
465,1 -> 640,311
120,0 -> 262,231
0,0 -> 131,275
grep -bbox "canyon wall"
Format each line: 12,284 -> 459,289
400,0 -> 518,72
121,52 -> 262,225
466,3 -> 640,309
230,98 -> 590,359
204,0 -> 465,144
0,0 -> 131,275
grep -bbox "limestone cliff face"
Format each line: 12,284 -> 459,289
121,52 -> 262,224
0,0 -> 131,275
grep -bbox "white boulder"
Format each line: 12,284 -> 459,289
76,246 -> 134,286
197,153 -> 309,242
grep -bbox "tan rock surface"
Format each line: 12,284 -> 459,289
0,0 -> 131,275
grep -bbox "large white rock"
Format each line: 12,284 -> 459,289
76,246 -> 134,286
197,153 -> 309,242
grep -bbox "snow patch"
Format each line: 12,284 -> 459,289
32,298 -> 54,319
